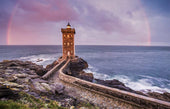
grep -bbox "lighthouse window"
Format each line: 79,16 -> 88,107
67,35 -> 69,38
67,42 -> 70,46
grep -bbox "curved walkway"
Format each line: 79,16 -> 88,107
42,59 -> 66,79
58,59 -> 170,109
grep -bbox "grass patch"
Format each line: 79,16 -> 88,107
0,92 -> 65,109
0,100 -> 29,109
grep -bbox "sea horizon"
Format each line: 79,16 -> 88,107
1,45 -> 170,47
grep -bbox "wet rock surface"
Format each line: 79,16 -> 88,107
65,58 -> 94,82
45,60 -> 59,71
95,79 -> 134,92
69,58 -> 88,73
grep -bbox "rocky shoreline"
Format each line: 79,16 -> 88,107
0,60 -> 96,108
0,59 -> 170,108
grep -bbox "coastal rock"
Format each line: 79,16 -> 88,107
45,60 -> 59,71
41,83 -> 52,91
69,58 -> 88,73
30,79 -> 65,95
14,74 -> 28,78
0,85 -> 14,98
77,71 -> 94,82
0,59 -> 95,108
6,76 -> 17,82
147,92 -> 170,102
65,58 -> 93,81
29,75 -> 40,79
35,68 -> 47,76
50,83 -> 65,94
0,60 -> 47,76
60,98 -> 76,107
31,81 -> 48,94
32,78 -> 48,83
95,79 -> 133,92
0,81 -> 24,89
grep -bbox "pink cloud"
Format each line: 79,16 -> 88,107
17,0 -> 78,22
7,0 -> 151,45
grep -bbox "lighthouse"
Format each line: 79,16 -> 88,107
61,23 -> 76,59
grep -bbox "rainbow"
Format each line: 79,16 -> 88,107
144,14 -> 151,46
6,1 -> 151,45
7,2 -> 19,45
140,0 -> 151,46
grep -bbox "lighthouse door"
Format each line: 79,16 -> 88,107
67,51 -> 70,56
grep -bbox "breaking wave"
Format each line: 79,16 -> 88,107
18,53 -> 61,67
84,65 -> 170,93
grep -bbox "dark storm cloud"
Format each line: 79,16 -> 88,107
141,0 -> 170,16
141,0 -> 170,45
0,0 -> 18,24
72,0 -> 133,34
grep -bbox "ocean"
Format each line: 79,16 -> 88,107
0,45 -> 170,93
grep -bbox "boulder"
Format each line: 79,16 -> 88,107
31,79 -> 65,95
77,71 -> 94,82
14,74 -> 28,78
35,68 -> 47,76
50,83 -> 65,94
0,85 -> 14,98
31,81 -> 48,94
95,79 -> 133,92
41,83 -> 52,91
65,58 -> 93,81
69,58 -> 88,73
28,64 -> 47,76
45,60 -> 59,71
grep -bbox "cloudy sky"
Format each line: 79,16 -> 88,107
0,0 -> 170,45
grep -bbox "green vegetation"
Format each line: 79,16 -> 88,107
0,91 -> 99,109
0,92 -> 65,109
0,100 -> 29,109
76,102 -> 99,109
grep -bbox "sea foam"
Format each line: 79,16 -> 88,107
18,53 -> 61,67
85,65 -> 170,93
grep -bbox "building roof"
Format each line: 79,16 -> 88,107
67,22 -> 71,27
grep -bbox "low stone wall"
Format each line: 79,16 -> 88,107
59,59 -> 170,109
43,60 -> 66,79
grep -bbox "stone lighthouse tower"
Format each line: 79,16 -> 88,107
61,23 -> 76,59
